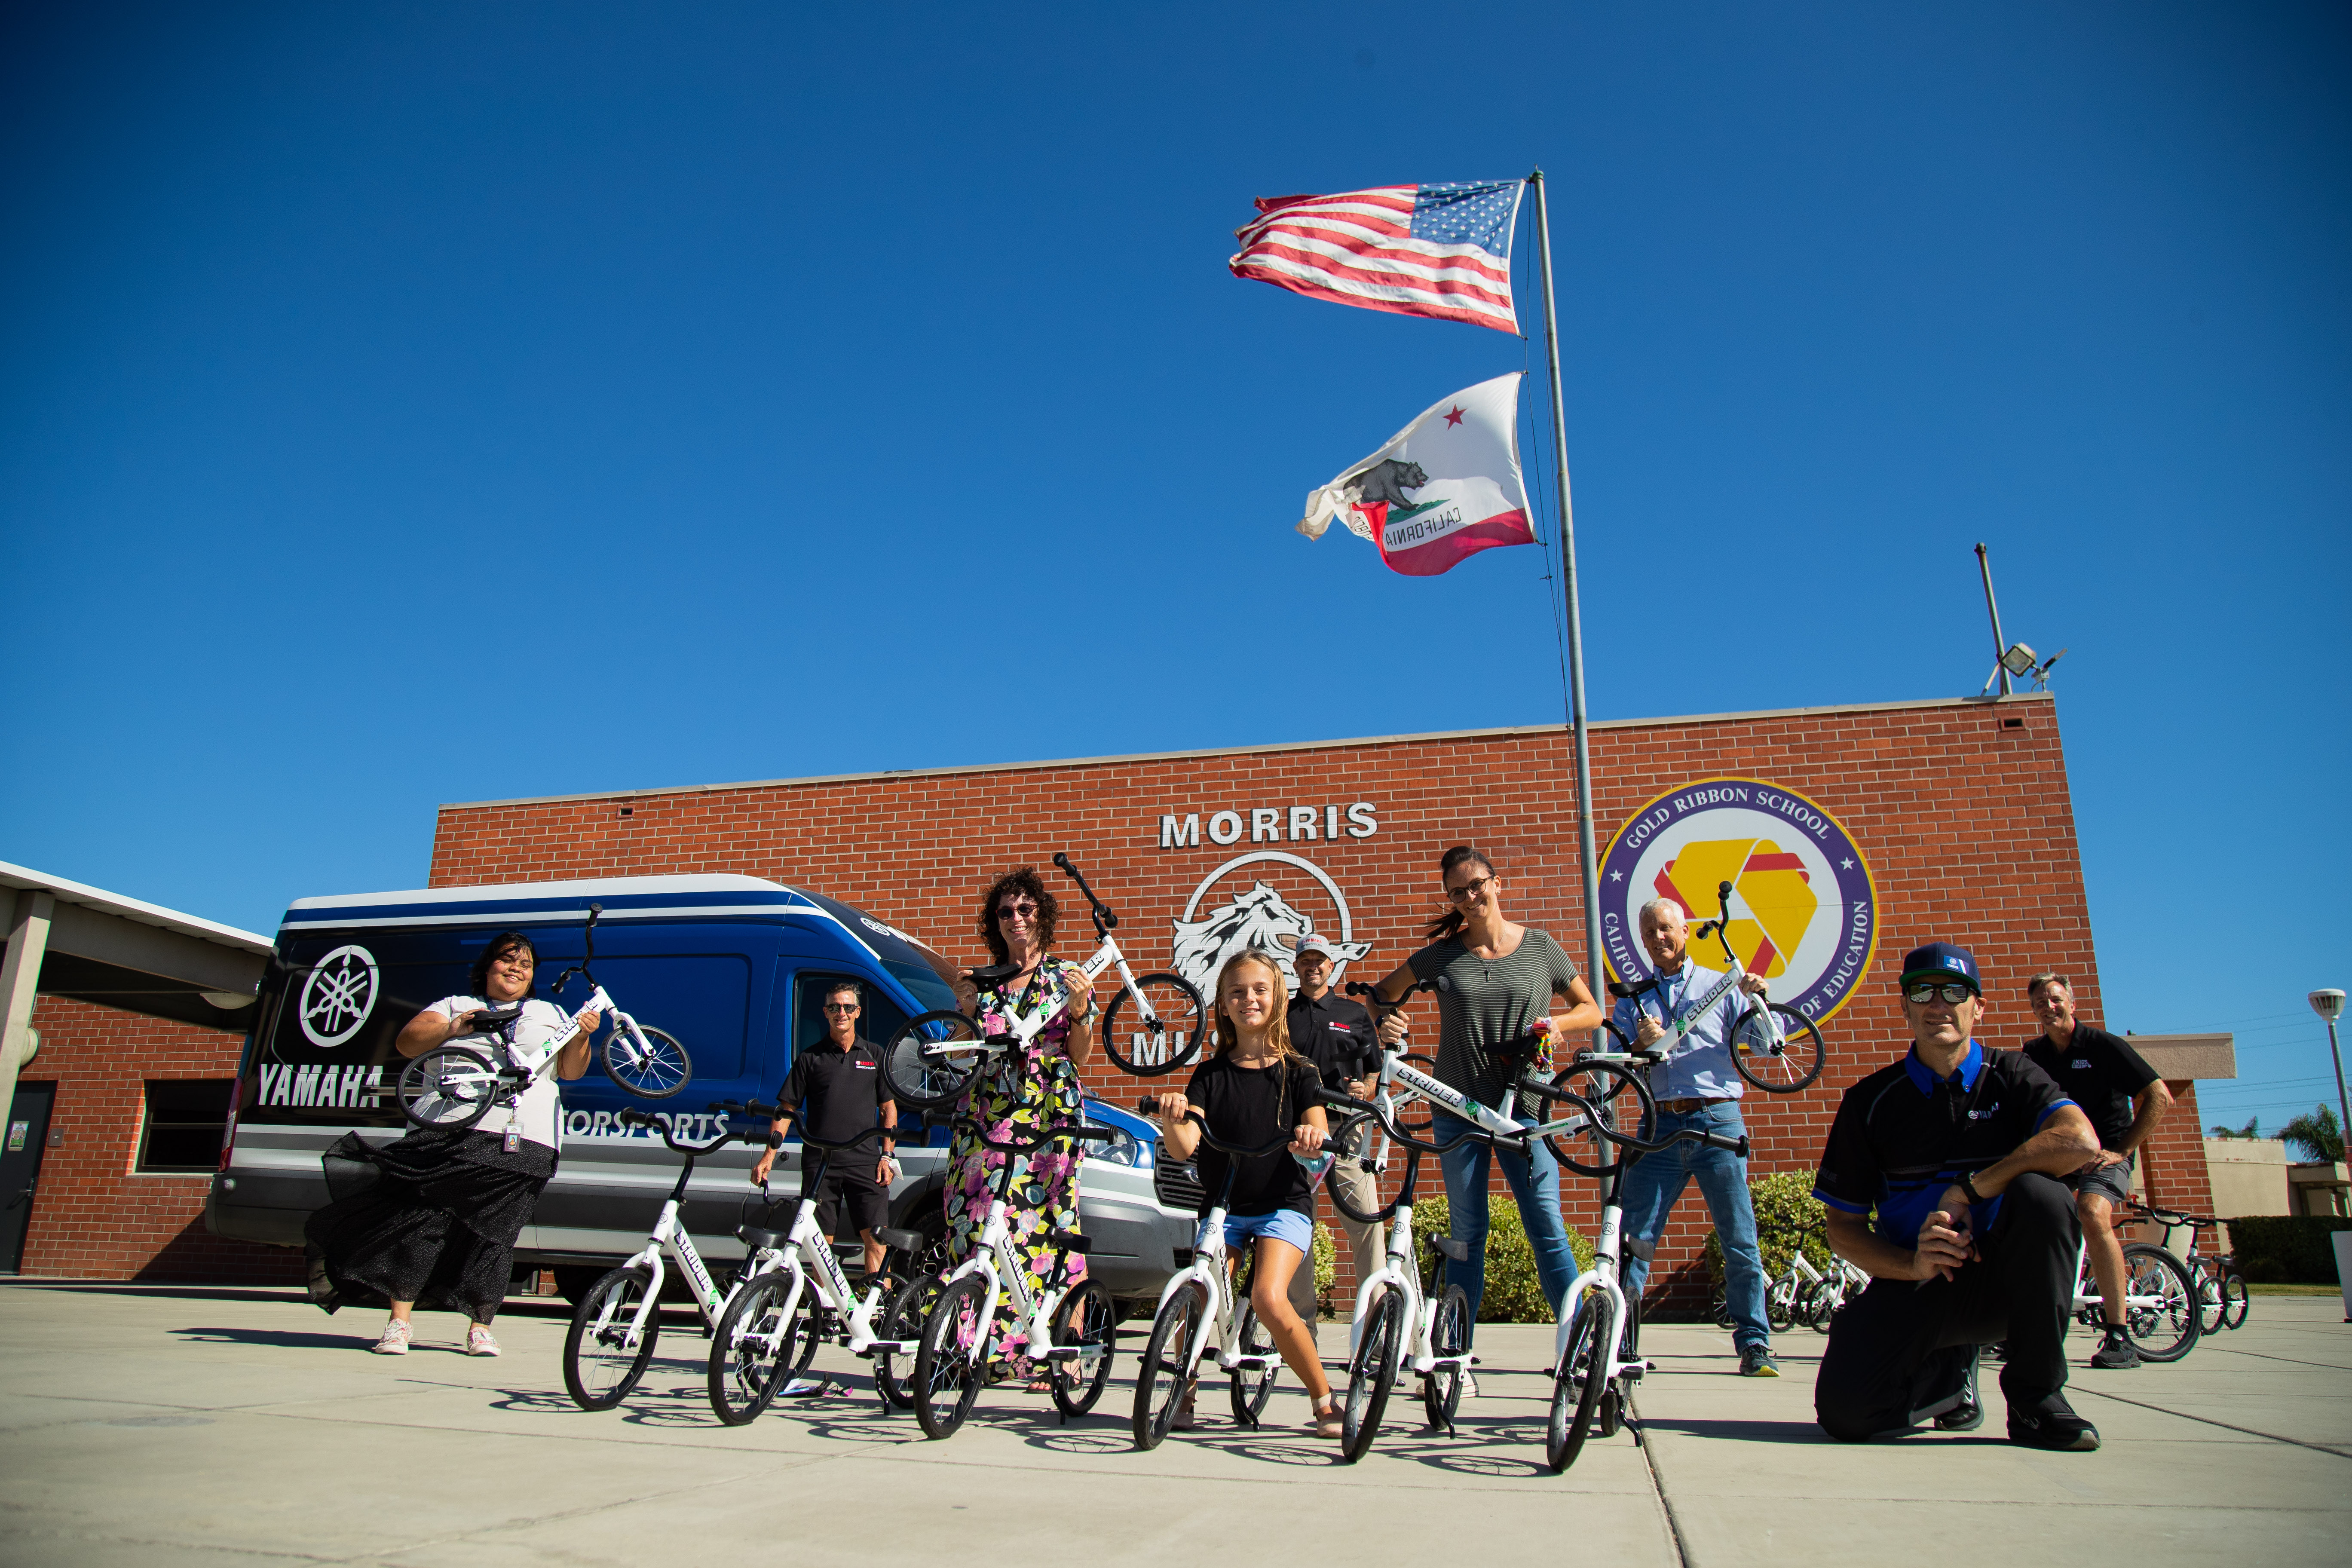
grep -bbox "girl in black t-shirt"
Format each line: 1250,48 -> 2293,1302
1152,948 -> 1338,1438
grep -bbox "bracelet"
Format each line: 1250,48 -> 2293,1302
1959,1171 -> 1983,1204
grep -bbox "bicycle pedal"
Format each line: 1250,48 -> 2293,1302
1039,1345 -> 1083,1360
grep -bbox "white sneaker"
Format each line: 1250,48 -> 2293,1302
371,1320 -> 411,1355
466,1323 -> 501,1357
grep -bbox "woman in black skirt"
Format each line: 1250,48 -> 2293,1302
305,931 -> 599,1356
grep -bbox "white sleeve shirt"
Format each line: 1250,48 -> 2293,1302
426,995 -> 573,1150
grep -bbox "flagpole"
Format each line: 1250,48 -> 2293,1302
1528,169 -> 1606,1004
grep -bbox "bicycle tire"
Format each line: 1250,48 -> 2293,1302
1729,1002 -> 1826,1094
1132,1283 -> 1205,1451
563,1265 -> 660,1412
1547,1286 -> 1615,1473
1802,1278 -> 1838,1334
1766,1273 -> 1797,1332
873,1266 -> 947,1412
395,1045 -> 499,1133
707,1273 -> 798,1425
1099,972 -> 1207,1078
2196,1272 -> 2225,1336
1326,1112 -> 1417,1225
601,1024 -> 692,1100
912,1273 -> 990,1439
1226,1303 -> 1280,1429
1340,1284 -> 1403,1463
2118,1243 -> 2200,1363
1596,1293 -> 1640,1440
2221,1271 -> 2250,1330
881,1010 -> 987,1112
1539,1058 -> 1658,1178
1708,1286 -> 1735,1330
1048,1280 -> 1118,1421
1423,1284 -> 1470,1433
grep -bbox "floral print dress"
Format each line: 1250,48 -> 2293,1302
942,956 -> 1090,1370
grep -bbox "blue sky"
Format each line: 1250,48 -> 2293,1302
3,3 -> 2346,1131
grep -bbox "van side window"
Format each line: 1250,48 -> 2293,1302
791,973 -> 910,1066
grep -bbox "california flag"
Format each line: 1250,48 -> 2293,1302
1296,373 -> 1536,576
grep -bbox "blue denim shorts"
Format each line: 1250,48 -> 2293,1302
1202,1207 -> 1314,1255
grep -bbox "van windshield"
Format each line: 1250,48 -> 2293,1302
882,959 -> 960,1013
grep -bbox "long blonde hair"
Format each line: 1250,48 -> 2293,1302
1212,947 -> 1295,1060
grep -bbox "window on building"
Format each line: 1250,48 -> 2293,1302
138,1080 -> 236,1172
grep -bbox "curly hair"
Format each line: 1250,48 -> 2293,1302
468,931 -> 539,999
978,864 -> 1059,963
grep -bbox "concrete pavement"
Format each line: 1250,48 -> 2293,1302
0,1280 -> 2344,1566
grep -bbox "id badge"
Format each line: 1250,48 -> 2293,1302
503,1127 -> 521,1153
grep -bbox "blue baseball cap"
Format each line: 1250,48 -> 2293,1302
1900,941 -> 1981,996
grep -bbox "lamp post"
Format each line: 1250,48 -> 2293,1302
2313,988 -> 2349,1170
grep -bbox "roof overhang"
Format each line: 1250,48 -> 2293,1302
2,861 -> 274,1032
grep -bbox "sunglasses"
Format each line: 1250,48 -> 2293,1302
823,1003 -> 861,1014
997,902 -> 1040,921
1905,981 -> 1977,1005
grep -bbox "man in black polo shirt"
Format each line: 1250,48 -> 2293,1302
750,979 -> 899,1276
2021,971 -> 2173,1371
1813,942 -> 2103,1451
1284,935 -> 1384,1349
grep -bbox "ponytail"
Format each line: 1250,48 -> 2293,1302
1423,845 -> 1498,940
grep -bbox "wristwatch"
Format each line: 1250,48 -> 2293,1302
1958,1171 -> 1984,1204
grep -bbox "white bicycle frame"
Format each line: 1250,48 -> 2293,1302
938,1178 -> 1097,1375
1145,1188 -> 1280,1387
2068,1238 -> 2174,1321
425,985 -> 665,1114
1555,1193 -> 1648,1387
591,1185 -> 763,1353
911,934 -> 1189,1072
741,1172 -> 906,1359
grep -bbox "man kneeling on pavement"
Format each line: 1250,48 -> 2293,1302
1812,942 -> 2106,1451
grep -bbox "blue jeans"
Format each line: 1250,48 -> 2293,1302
1433,1109 -> 1583,1344
1617,1099 -> 1770,1353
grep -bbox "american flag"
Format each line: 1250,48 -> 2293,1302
1228,180 -> 1525,334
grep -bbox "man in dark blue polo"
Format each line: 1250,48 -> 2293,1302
1812,942 -> 2104,1451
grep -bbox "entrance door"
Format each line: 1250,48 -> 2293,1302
0,1081 -> 56,1273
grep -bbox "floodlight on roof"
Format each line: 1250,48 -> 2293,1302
2001,643 -> 2039,677
2313,989 -> 2346,1023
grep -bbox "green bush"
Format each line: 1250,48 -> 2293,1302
1312,1220 -> 1336,1316
2226,1215 -> 2352,1284
1702,1170 -> 1835,1286
1410,1191 -> 1593,1323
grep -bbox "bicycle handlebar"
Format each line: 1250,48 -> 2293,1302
1323,1083 -> 1745,1162
955,1115 -> 1118,1154
1136,1097 -> 1307,1161
616,1101 -> 753,1156
1052,852 -> 1118,931
1345,978 -> 1443,1010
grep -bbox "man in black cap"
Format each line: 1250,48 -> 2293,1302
1812,941 -> 2104,1450
2021,971 -> 2172,1371
1284,935 -> 1384,1350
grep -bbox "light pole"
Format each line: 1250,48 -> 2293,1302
2312,989 -> 2349,1171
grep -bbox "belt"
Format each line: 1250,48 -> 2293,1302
1659,1097 -> 1729,1116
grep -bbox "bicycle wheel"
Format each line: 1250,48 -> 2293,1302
2221,1271 -> 2250,1330
1225,1302 -> 1280,1429
1099,972 -> 1207,1077
395,1045 -> 499,1132
600,1023 -> 692,1099
1048,1280 -> 1118,1421
2196,1272 -> 2226,1336
1729,1002 -> 1825,1093
881,1010 -> 986,1112
2119,1243 -> 2201,1363
707,1274 -> 799,1425
1133,1282 -> 1206,1451
1708,1285 -> 1735,1330
1596,1293 -> 1640,1440
1340,1283 -> 1403,1463
1423,1283 -> 1470,1433
873,1265 -> 948,1412
1802,1278 -> 1839,1334
1766,1274 -> 1797,1332
1326,1111 -> 1420,1226
1547,1286 -> 1615,1473
912,1273 -> 990,1439
563,1265 -> 660,1412
1539,1057 -> 1657,1178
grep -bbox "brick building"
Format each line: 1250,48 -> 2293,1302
426,690 -> 2218,1315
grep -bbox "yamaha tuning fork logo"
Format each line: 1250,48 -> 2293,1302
1599,778 -> 1878,1024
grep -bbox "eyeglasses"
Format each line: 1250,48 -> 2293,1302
1905,982 -> 1977,1005
997,903 -> 1040,921
1444,874 -> 1495,904
823,1003 -> 861,1014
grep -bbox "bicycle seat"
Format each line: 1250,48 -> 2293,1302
1047,1229 -> 1093,1255
965,962 -> 1023,987
736,1225 -> 787,1250
1605,978 -> 1655,1000
1427,1235 -> 1470,1263
463,1001 -> 524,1034
874,1227 -> 927,1256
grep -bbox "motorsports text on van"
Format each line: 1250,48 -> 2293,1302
205,876 -> 1196,1306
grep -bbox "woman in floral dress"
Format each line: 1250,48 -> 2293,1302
942,864 -> 1097,1388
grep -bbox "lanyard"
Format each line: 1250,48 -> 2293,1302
1651,968 -> 1688,1027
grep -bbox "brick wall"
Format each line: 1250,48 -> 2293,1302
429,692 -> 2129,1318
15,995 -> 299,1284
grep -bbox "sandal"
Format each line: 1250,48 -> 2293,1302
1312,1399 -> 1343,1440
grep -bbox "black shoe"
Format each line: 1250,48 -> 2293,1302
2089,1331 -> 2140,1370
2008,1395 -> 2100,1452
1934,1395 -> 1983,1431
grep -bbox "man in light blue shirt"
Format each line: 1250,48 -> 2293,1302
1612,897 -> 1777,1376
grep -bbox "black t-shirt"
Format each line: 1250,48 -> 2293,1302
2021,1024 -> 2159,1151
1813,1041 -> 2075,1249
1288,990 -> 1379,1090
778,1037 -> 893,1148
1179,1053 -> 1326,1219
